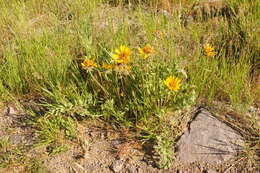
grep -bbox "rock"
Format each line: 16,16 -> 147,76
110,160 -> 125,173
3,105 -> 20,116
206,169 -> 218,173
111,139 -> 123,146
176,108 -> 244,164
9,134 -> 26,145
127,165 -> 138,173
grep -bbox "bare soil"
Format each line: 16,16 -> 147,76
0,104 -> 259,173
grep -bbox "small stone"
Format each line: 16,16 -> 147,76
111,139 -> 122,146
127,165 -> 138,173
87,129 -> 100,138
207,169 -> 218,173
9,134 -> 25,145
100,132 -> 105,139
110,160 -> 124,173
4,106 -> 19,116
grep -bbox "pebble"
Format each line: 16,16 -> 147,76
206,169 -> 218,173
110,160 -> 125,173
127,165 -> 138,173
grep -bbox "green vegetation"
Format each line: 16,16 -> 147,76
0,0 -> 259,169
0,137 -> 45,172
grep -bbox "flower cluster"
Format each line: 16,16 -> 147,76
81,44 -> 182,92
81,44 -> 155,71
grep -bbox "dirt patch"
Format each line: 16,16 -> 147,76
0,104 -> 259,173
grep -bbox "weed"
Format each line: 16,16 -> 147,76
0,137 -> 26,169
155,125 -> 175,169
27,158 -> 45,173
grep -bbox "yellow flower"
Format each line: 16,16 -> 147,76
138,44 -> 155,59
204,43 -> 216,56
164,76 -> 181,91
102,63 -> 113,70
81,58 -> 97,69
112,45 -> 131,64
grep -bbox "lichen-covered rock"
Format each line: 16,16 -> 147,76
176,108 -> 244,164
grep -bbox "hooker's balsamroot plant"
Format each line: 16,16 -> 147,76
80,44 -> 196,127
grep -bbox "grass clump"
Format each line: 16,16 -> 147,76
0,137 -> 25,168
0,137 -> 46,172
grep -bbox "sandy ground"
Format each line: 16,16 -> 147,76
0,104 -> 258,173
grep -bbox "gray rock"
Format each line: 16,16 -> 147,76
3,106 -> 19,116
176,108 -> 244,164
127,165 -> 138,173
110,160 -> 125,173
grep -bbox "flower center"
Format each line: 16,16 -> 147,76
169,81 -> 175,87
119,52 -> 128,61
143,47 -> 152,54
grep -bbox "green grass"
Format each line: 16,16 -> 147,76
0,137 -> 46,172
0,0 -> 259,169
